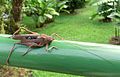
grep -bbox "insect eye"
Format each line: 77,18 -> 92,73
28,37 -> 31,39
26,36 -> 32,39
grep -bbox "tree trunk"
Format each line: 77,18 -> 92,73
12,0 -> 23,22
10,0 -> 23,34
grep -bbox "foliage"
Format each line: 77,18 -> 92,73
53,0 -> 69,13
0,0 -> 24,34
23,0 -> 68,28
65,0 -> 86,13
0,0 -> 11,34
90,0 -> 120,22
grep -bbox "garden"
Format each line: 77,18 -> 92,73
0,0 -> 120,77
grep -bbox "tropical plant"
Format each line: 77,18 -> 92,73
0,0 -> 11,34
90,0 -> 120,22
23,0 -> 68,28
53,0 -> 69,13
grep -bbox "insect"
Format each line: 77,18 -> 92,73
6,27 -> 63,65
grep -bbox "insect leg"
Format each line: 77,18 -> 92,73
13,28 -> 21,35
21,27 -> 38,34
45,44 -> 57,52
22,46 -> 32,56
6,43 -> 19,65
48,46 -> 57,51
22,43 -> 37,56
51,33 -> 64,40
45,44 -> 49,51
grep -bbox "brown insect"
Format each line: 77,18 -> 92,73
6,27 -> 63,65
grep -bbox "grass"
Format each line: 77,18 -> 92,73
22,5 -> 116,77
33,71 -> 84,77
24,6 -> 115,44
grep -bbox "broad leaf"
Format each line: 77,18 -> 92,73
44,14 -> 53,19
38,16 -> 46,23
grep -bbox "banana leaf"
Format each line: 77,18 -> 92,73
0,34 -> 120,77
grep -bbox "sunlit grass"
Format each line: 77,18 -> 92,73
33,70 -> 84,77
34,6 -> 115,44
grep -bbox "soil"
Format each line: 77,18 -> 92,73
0,66 -> 33,77
109,36 -> 120,45
99,18 -> 112,23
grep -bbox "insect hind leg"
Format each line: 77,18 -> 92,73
6,43 -> 19,65
48,46 -> 57,51
22,43 -> 37,56
46,44 -> 57,52
22,46 -> 32,56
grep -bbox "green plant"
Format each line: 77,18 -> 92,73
65,0 -> 86,13
0,0 -> 11,34
23,0 -> 68,28
90,0 -> 120,22
54,0 -> 69,13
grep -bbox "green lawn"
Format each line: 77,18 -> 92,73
23,6 -> 115,44
22,5 -> 116,77
23,7 -> 114,43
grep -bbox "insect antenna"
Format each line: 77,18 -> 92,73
51,33 -> 64,40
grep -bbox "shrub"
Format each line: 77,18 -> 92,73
23,0 -> 68,28
65,0 -> 86,13
90,0 -> 120,22
0,0 -> 11,34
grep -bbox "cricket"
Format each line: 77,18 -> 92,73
6,27 -> 63,65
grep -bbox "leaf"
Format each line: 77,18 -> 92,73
47,8 -> 55,11
47,8 -> 59,16
59,5 -> 68,10
50,11 -> 59,16
44,14 -> 53,19
58,1 -> 68,7
38,16 -> 46,23
39,2 -> 45,9
60,9 -> 70,14
92,0 -> 118,6
37,0 -> 41,3
107,12 -> 120,19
